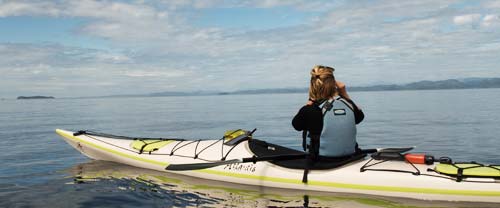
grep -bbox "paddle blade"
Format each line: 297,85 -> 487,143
165,159 -> 241,171
377,146 -> 415,153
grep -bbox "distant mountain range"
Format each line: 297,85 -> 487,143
349,78 -> 500,92
76,77 -> 500,99
158,77 -> 500,96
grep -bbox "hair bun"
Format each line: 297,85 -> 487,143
311,65 -> 334,78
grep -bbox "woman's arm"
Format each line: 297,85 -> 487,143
352,102 -> 365,124
336,80 -> 351,100
336,80 -> 364,124
292,105 -> 323,134
292,107 -> 306,131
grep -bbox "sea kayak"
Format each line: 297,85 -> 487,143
55,129 -> 500,202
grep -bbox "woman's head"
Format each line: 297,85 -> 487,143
309,65 -> 337,101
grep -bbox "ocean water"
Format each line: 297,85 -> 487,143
1,89 -> 499,207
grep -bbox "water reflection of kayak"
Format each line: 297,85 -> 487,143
68,160 -> 498,208
56,129 -> 500,203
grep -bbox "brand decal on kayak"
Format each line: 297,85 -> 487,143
224,163 -> 256,173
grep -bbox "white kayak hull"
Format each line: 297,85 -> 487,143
55,129 -> 500,202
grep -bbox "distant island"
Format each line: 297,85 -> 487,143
17,96 -> 55,100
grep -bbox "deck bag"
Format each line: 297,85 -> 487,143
434,162 -> 500,181
223,129 -> 253,145
130,140 -> 173,154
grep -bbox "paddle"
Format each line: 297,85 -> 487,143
165,154 -> 307,171
165,146 -> 414,171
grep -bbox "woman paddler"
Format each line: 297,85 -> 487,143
292,65 -> 364,159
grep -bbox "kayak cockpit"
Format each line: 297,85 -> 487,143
248,139 -> 366,170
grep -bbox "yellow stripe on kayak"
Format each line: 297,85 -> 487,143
309,180 -> 500,197
197,168 -> 500,197
55,129 -> 169,167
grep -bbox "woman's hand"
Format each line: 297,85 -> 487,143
336,80 -> 346,91
336,80 -> 351,100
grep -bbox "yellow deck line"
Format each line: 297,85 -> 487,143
56,129 -> 500,197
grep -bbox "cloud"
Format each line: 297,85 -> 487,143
0,0 -> 338,56
485,1 -> 500,9
0,42 -> 210,97
123,69 -> 189,78
453,14 -> 482,25
1,0 -> 500,97
0,43 -> 132,67
482,14 -> 500,27
153,0 -> 340,11
0,1 -> 60,17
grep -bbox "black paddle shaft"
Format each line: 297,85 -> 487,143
242,154 -> 307,163
166,147 -> 413,171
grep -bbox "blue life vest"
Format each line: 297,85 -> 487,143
319,97 -> 357,157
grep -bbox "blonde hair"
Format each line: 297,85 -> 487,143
309,65 -> 337,101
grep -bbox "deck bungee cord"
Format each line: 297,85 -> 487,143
360,150 -> 500,183
72,129 -> 253,162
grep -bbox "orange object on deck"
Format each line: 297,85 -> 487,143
405,153 -> 435,165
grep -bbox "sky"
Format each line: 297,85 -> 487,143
1,0 -> 500,98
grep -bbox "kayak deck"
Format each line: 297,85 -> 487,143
55,129 -> 500,203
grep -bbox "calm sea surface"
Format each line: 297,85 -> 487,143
1,89 -> 499,207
